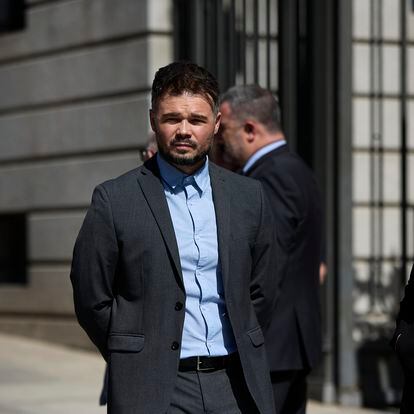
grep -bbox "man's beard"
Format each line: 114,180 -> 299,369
158,137 -> 212,166
158,145 -> 209,166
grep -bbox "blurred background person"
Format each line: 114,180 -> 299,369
141,132 -> 158,161
209,133 -> 240,172
392,264 -> 414,414
217,85 -> 323,414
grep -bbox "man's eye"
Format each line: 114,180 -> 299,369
164,118 -> 179,123
190,119 -> 205,125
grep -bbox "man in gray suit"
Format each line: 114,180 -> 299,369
71,62 -> 279,413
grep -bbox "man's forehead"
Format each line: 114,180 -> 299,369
156,92 -> 214,112
160,91 -> 210,101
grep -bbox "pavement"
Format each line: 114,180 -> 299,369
0,332 -> 394,414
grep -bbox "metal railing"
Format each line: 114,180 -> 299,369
173,0 -> 278,92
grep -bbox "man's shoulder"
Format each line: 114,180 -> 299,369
253,147 -> 315,179
265,146 -> 305,167
97,164 -> 145,194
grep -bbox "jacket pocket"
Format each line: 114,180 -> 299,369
108,333 -> 145,352
247,326 -> 265,347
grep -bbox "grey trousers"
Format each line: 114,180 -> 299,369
167,360 -> 259,413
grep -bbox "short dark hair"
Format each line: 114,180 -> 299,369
151,61 -> 220,113
220,85 -> 282,133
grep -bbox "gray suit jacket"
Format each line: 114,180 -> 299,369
70,157 -> 279,413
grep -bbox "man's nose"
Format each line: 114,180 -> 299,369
177,120 -> 190,136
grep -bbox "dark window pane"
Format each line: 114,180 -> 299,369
0,214 -> 27,284
0,0 -> 25,33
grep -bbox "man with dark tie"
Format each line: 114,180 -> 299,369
218,84 -> 323,414
71,62 -> 279,413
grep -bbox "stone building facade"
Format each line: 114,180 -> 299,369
0,0 -> 173,348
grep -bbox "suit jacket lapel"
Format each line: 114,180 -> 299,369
209,164 -> 231,291
136,158 -> 184,288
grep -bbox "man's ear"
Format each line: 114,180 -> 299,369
149,109 -> 156,132
214,112 -> 222,135
244,121 -> 255,142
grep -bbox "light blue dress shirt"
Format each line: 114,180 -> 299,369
157,154 -> 237,358
243,140 -> 287,174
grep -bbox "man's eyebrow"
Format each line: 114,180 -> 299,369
160,112 -> 209,121
160,112 -> 181,119
189,113 -> 209,120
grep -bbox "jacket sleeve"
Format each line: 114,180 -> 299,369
70,184 -> 119,360
250,183 -> 280,328
392,265 -> 414,349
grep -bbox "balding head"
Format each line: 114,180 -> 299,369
220,85 -> 282,134
216,85 -> 284,167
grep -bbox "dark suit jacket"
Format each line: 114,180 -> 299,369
245,144 -> 323,371
70,157 -> 279,414
392,265 -> 414,412
394,266 -> 414,340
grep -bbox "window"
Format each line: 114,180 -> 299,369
0,214 -> 27,284
0,0 -> 25,33
173,0 -> 278,92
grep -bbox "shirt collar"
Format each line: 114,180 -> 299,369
243,140 -> 286,174
156,153 -> 210,195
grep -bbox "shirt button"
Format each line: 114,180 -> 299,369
175,302 -> 183,311
171,341 -> 179,350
